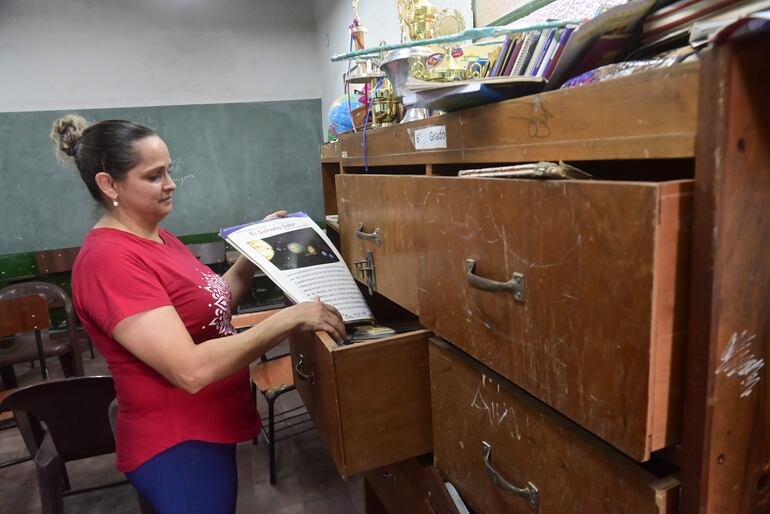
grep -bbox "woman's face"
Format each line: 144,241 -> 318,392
113,135 -> 177,224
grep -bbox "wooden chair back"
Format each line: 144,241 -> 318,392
0,376 -> 116,461
0,294 -> 51,337
34,247 -> 80,275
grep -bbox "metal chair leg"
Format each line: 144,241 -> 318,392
268,395 -> 276,485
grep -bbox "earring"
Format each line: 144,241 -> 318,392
112,198 -> 119,207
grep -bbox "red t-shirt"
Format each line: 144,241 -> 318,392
72,227 -> 259,472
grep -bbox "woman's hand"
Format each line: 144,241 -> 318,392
262,210 -> 288,221
284,299 -> 346,341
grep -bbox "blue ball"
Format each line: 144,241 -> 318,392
328,95 -> 363,140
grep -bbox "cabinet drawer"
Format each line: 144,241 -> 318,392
430,338 -> 679,514
418,176 -> 692,460
289,328 -> 433,478
337,175 -> 425,314
366,457 -> 460,514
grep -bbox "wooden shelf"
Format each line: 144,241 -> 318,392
334,62 -> 699,167
326,220 -> 340,232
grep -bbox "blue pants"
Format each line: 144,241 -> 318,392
126,440 -> 237,514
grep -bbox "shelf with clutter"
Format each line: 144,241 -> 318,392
327,0 -> 768,141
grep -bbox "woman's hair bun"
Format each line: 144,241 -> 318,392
50,114 -> 89,160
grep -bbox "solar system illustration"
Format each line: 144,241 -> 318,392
247,227 -> 340,271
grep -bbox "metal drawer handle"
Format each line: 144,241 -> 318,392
355,223 -> 382,246
295,354 -> 315,385
481,441 -> 539,511
466,259 -> 526,302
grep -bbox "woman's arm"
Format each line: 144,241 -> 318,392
111,300 -> 345,394
222,210 -> 287,308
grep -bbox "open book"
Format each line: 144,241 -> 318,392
220,212 -> 374,325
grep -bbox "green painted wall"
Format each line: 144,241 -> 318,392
0,100 -> 323,256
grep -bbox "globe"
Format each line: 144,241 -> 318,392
328,94 -> 363,141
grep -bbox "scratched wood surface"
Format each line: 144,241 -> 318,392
429,338 -> 679,514
365,457 -> 461,514
417,176 -> 693,461
331,329 -> 433,478
289,330 -> 346,474
681,35 -> 770,514
337,175 -> 427,315
290,327 -> 433,479
337,63 -> 699,167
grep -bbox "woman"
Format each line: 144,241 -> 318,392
51,115 -> 345,514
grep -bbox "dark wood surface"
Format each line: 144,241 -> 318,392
337,175 -> 426,314
682,35 -> 770,514
337,63 -> 699,167
34,247 -> 80,275
322,163 -> 340,216
0,294 -> 51,336
430,338 -> 679,514
291,328 -> 433,478
365,457 -> 460,514
417,176 -> 693,461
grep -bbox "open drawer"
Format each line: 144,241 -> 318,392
289,319 -> 433,478
418,176 -> 693,461
430,338 -> 679,514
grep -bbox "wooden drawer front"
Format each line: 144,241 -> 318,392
430,339 -> 679,514
337,175 -> 424,314
418,176 -> 692,460
290,329 -> 433,478
366,458 -> 459,514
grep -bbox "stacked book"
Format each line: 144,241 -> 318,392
484,24 -> 578,82
641,0 -> 770,46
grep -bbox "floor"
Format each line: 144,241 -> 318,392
0,342 -> 365,514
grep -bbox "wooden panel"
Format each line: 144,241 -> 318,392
337,175 -> 426,314
0,294 -> 51,336
289,330 -> 346,471
290,328 -> 433,478
321,163 -> 340,216
320,141 -> 340,162
333,330 -> 433,477
418,176 -> 693,460
34,246 -> 80,274
682,36 -> 770,514
430,338 -> 679,514
338,63 -> 699,166
366,458 -> 461,514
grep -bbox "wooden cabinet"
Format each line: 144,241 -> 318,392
430,338 -> 679,514
314,37 -> 770,513
418,177 -> 693,460
337,175 -> 426,314
289,327 -> 433,478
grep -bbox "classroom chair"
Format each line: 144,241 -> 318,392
0,293 -> 52,470
231,309 -> 314,485
0,376 -> 155,514
34,247 -> 94,359
0,282 -> 84,388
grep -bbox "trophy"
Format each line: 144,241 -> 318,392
398,0 -> 438,41
371,79 -> 399,127
344,0 -> 384,129
380,46 -> 434,123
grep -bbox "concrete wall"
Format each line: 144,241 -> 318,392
0,0 -> 321,112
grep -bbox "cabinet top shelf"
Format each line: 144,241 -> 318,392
321,62 -> 700,167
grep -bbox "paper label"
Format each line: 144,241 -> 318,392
414,125 -> 447,150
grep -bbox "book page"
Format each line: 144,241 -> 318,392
221,213 -> 373,324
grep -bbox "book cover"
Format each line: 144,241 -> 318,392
536,29 -> 562,77
220,212 -> 374,324
543,26 -> 576,79
525,29 -> 552,76
491,36 -> 513,76
502,36 -> 525,76
515,32 -> 540,76
511,32 -> 536,76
